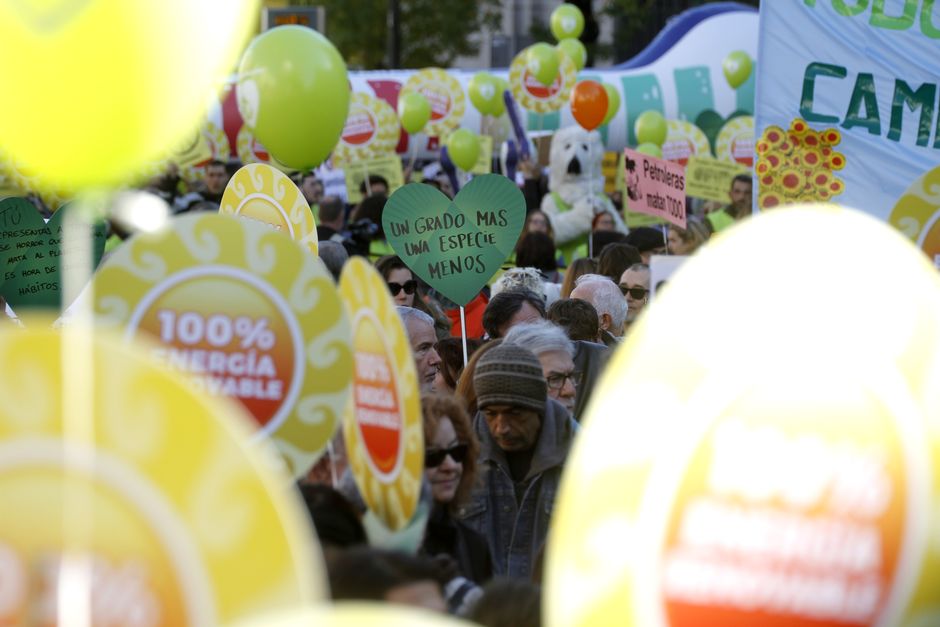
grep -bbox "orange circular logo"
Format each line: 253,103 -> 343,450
352,312 -> 403,481
342,109 -> 378,146
128,269 -> 302,432
523,69 -> 562,100
420,87 -> 452,122
660,386 -> 907,626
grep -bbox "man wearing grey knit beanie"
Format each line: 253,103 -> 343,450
459,343 -> 578,579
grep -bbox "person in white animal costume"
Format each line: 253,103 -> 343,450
540,125 -> 628,262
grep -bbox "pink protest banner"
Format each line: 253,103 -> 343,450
624,148 -> 687,228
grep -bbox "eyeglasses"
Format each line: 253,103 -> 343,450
424,443 -> 469,468
546,371 -> 579,391
387,280 -> 417,297
619,285 -> 649,299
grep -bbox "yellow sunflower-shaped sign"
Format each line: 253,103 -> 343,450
715,115 -> 754,167
0,325 -> 324,625
509,48 -> 577,114
91,213 -> 352,478
220,163 -> 318,256
230,603 -> 470,627
332,92 -> 401,167
339,257 -> 423,531
546,205 -> 940,627
889,165 -> 940,270
662,120 -> 712,166
401,68 -> 467,138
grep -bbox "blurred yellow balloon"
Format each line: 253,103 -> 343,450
0,0 -> 259,193
228,603 -> 468,627
546,205 -> 940,627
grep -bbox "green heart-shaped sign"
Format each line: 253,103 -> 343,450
383,174 -> 525,306
1,202 -> 107,311
0,197 -> 50,273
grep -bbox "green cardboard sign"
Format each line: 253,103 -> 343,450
1,204 -> 107,311
0,197 -> 52,276
382,174 -> 525,306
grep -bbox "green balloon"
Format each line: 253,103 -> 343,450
238,25 -> 349,170
526,43 -> 560,87
551,4 -> 585,41
556,38 -> 586,72
635,110 -> 668,147
636,142 -> 663,158
445,129 -> 481,171
382,175 -> 526,306
601,83 -> 620,126
468,72 -> 500,116
723,50 -> 753,89
398,92 -> 431,134
491,77 -> 509,117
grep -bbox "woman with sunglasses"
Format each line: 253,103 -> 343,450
619,262 -> 650,333
420,394 -> 493,584
375,255 -> 452,340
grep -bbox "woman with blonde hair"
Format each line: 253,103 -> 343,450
667,215 -> 710,256
559,257 -> 597,299
419,394 -> 493,584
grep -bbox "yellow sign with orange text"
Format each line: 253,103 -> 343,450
339,258 -> 424,531
546,205 -> 940,627
91,213 -> 352,478
0,327 -> 324,625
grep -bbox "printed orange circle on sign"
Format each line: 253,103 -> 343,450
345,109 -> 378,145
352,311 -> 404,480
92,213 -> 353,478
401,69 -> 466,138
339,257 -> 424,531
660,382 -> 908,627
129,270 -> 301,431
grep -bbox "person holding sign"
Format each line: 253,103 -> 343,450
705,173 -> 753,233
461,344 -> 577,578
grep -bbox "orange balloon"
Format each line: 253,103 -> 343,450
570,80 -> 609,131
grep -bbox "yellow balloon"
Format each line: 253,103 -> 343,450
0,324 -> 325,624
546,205 -> 940,627
0,1 -> 259,193
229,603 -> 469,627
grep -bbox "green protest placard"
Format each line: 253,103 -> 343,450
344,155 -> 405,204
0,197 -> 51,277
685,156 -> 751,202
1,204 -> 107,310
382,174 -> 525,306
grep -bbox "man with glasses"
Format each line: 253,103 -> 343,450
460,344 -> 576,578
502,320 -> 579,418
619,263 -> 650,332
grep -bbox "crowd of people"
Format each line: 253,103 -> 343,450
27,151 -> 750,625
278,156 -> 752,623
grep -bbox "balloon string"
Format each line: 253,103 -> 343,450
407,138 -> 419,175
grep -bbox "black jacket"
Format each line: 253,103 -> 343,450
422,504 -> 493,584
